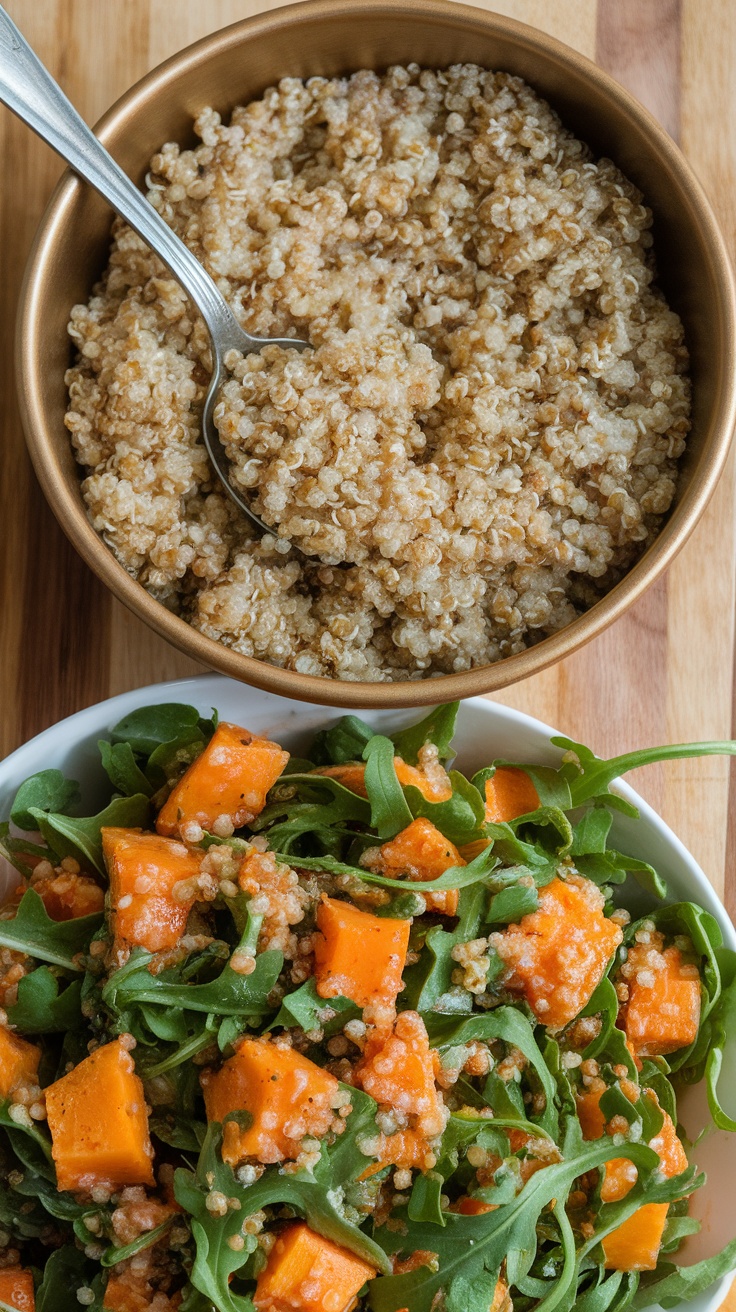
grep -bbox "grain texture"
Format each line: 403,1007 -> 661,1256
0,2 -> 734,927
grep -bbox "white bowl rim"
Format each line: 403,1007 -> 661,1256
0,671 -> 734,1310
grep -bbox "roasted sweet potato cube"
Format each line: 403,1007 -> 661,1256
491,877 -> 623,1029
32,870 -> 104,922
376,1128 -> 438,1172
313,758 -> 451,804
156,722 -> 288,837
45,1038 -> 154,1193
484,768 -> 539,823
0,1026 -> 40,1099
201,1038 -> 341,1167
102,1273 -> 151,1312
311,764 -> 369,797
102,828 -> 201,955
314,898 -> 410,1012
0,1268 -> 35,1310
603,1125 -> 686,1268
451,1196 -> 498,1216
393,757 -> 452,802
577,1083 -> 687,1270
376,817 -> 463,915
253,1221 -> 376,1312
602,1203 -> 670,1272
624,945 -> 701,1057
354,1011 -> 444,1138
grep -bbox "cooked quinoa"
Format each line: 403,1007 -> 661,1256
65,64 -> 690,681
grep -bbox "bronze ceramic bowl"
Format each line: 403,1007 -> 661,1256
17,0 -> 736,709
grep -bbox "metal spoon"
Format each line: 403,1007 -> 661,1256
0,3 -> 307,537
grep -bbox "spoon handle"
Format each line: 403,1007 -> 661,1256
0,3 -> 250,353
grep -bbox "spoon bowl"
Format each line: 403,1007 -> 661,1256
0,2 -> 308,536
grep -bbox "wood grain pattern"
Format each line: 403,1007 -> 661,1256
1,6 -> 735,887
0,0 -> 734,1301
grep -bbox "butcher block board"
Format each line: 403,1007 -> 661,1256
0,12 -> 734,1279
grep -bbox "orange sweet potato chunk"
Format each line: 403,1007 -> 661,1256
394,758 -> 452,803
354,1011 -> 444,1138
312,764 -> 369,797
623,945 -> 701,1057
376,818 -> 463,915
0,1269 -> 35,1311
491,1278 -> 510,1312
45,1038 -> 154,1193
103,1275 -> 149,1312
32,871 -> 104,922
254,1221 -> 376,1312
484,768 -> 539,823
156,722 -> 289,836
577,1084 -> 687,1270
202,1038 -> 341,1167
450,1196 -> 498,1216
312,758 -> 451,804
102,828 -> 201,955
103,1273 -> 182,1312
314,898 -> 410,1012
0,1026 -> 40,1099
492,877 -> 623,1029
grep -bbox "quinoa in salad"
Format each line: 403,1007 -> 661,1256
0,700 -> 735,1309
65,64 -> 690,682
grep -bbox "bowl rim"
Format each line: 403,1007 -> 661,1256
0,670 -> 734,1309
16,0 -> 736,710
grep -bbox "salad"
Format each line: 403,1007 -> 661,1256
0,701 -> 735,1312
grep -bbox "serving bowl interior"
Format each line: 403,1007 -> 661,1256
0,673 -> 734,1310
17,0 -> 736,709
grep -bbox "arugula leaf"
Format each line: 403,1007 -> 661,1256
362,736 -> 413,838
0,889 -> 101,971
0,822 -> 51,876
631,1239 -> 736,1309
11,770 -> 81,830
30,793 -> 150,875
0,1101 -> 54,1165
98,740 -> 153,798
402,883 -> 487,1014
6,967 -> 82,1032
250,773 -> 371,854
706,955 -> 736,1131
576,847 -> 666,900
487,882 -> 539,924
100,1214 -> 175,1266
276,842 -> 498,893
144,1024 -> 218,1079
103,914 -> 282,1020
489,761 -> 572,811
570,807 -> 613,856
553,737 -> 736,807
425,1009 -> 559,1136
369,1139 -> 664,1312
150,1113 -> 207,1153
37,1246 -> 105,1312
391,702 -> 459,765
403,770 -> 486,845
574,976 -> 636,1074
110,702 -> 205,755
272,978 -> 360,1035
176,1090 -> 390,1311
310,715 -> 375,766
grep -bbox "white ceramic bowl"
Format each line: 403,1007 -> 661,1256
1,674 -> 734,1311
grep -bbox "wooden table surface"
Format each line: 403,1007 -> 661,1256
0,0 -> 734,1302
1,5 -> 735,895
